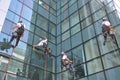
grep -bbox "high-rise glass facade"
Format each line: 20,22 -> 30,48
0,0 -> 120,80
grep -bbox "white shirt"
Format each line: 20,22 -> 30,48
14,23 -> 25,31
62,55 -> 67,60
102,21 -> 111,26
38,39 -> 47,46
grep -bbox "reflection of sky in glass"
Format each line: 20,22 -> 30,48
113,0 -> 120,18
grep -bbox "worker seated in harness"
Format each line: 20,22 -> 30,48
102,18 -> 116,45
33,38 -> 48,48
33,38 -> 52,56
9,21 -> 26,48
61,52 -> 73,71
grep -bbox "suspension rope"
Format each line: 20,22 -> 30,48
2,49 -> 14,80
2,0 -> 25,80
19,0 -> 25,21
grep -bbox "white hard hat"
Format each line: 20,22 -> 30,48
61,52 -> 64,54
102,18 -> 107,21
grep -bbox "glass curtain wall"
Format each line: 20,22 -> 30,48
0,0 -> 56,80
56,0 -> 120,80
0,0 -> 120,80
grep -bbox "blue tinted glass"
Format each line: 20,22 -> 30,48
9,0 -> 22,15
22,6 -> 33,21
2,19 -> 14,35
6,11 -> 19,23
71,32 -> 82,48
106,67 -> 120,80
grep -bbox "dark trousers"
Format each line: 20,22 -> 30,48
43,43 -> 47,48
9,34 -> 21,47
103,30 -> 110,41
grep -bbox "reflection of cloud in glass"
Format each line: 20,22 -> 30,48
39,1 -> 42,5
113,0 -> 120,18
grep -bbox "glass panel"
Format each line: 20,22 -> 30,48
72,45 -> 85,65
102,51 -> 120,69
62,30 -> 70,41
24,0 -> 34,9
57,44 -> 61,55
48,42 -> 56,55
49,22 -> 56,35
9,0 -> 22,15
61,0 -> 68,7
33,35 -> 42,47
38,6 -> 49,19
106,2 -> 116,13
92,9 -> 106,22
69,2 -> 77,15
0,56 -> 9,71
90,0 -> 102,13
78,0 -> 89,9
88,72 -> 105,80
50,14 -> 57,24
108,11 -> 120,27
94,19 -> 102,35
6,11 -> 19,23
87,58 -> 103,74
35,27 -> 47,38
2,19 -> 14,35
22,5 -> 33,21
42,0 -> 50,5
29,23 -> 35,33
97,35 -> 118,55
57,24 -> 61,36
42,3 -> 49,11
84,38 -> 100,61
50,0 -> 56,10
61,71 -> 70,80
57,15 -> 61,24
71,32 -> 82,48
50,8 -> 56,16
57,9 -> 60,16
69,0 -> 77,6
71,24 -> 80,36
82,25 -> 95,42
70,11 -> 79,27
31,50 -> 44,68
62,38 -> 71,51
81,16 -> 92,29
78,77 -> 88,80
61,9 -> 69,21
8,59 -> 28,77
75,64 -> 86,79
13,41 -> 31,63
79,3 -> 91,20
114,25 -> 120,48
61,5 -> 68,12
61,19 -> 69,33
47,56 -> 55,72
36,15 -> 48,31
28,66 -> 44,80
30,11 -> 37,24
21,30 -> 34,45
57,56 -> 62,73
6,73 -> 27,80
46,72 -> 55,80
0,32 -> 13,55
105,67 -> 120,80
57,1 -> 60,10
48,34 -> 56,44
104,0 -> 112,4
